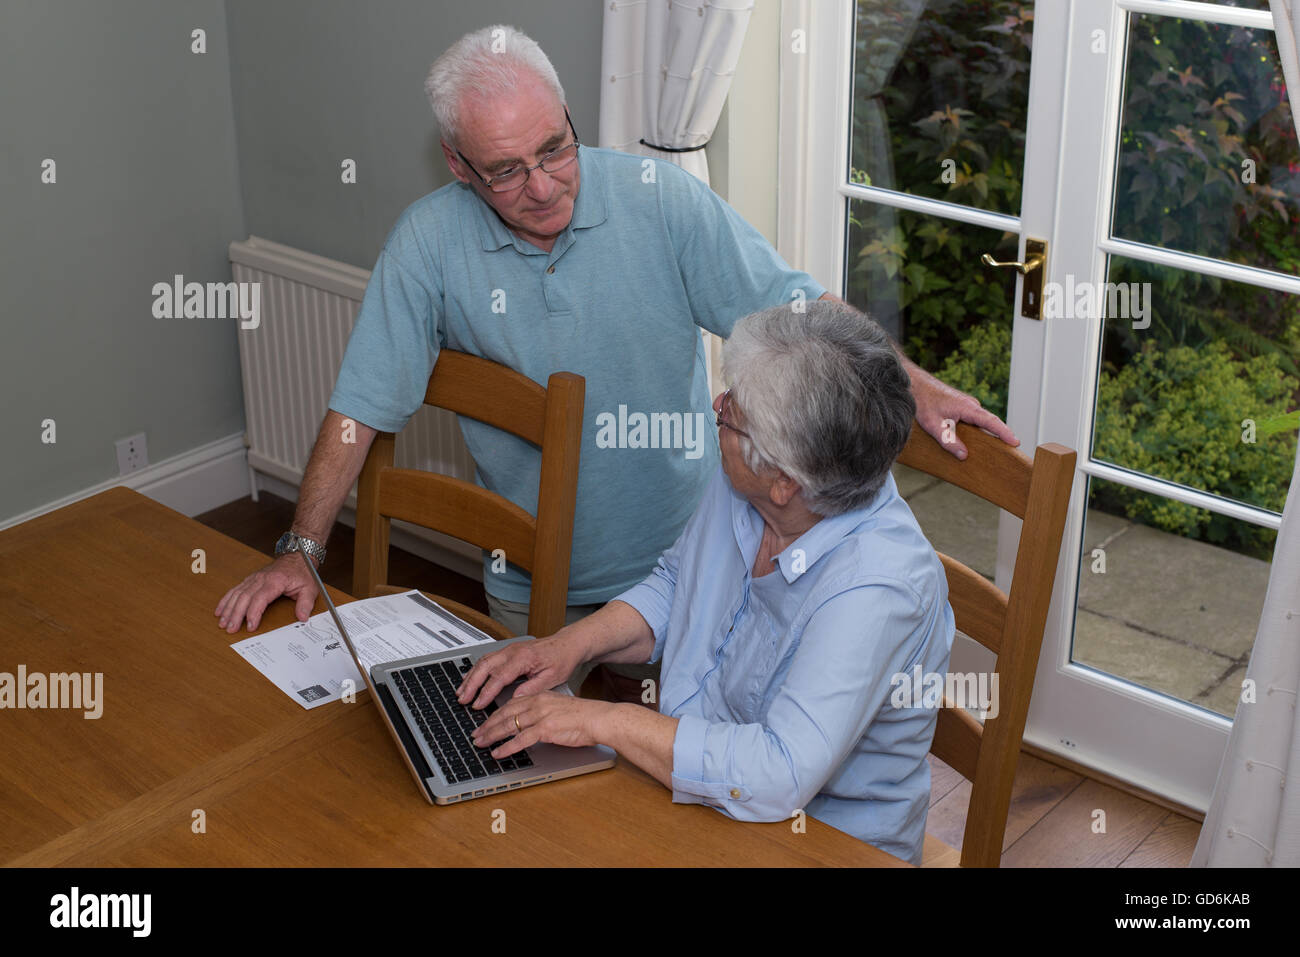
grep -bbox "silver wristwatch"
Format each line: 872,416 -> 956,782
275,531 -> 326,567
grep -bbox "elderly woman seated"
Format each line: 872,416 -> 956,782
457,301 -> 955,865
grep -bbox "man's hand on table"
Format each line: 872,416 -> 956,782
215,553 -> 319,634
456,633 -> 586,710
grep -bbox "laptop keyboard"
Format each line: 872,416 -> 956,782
390,657 -> 533,784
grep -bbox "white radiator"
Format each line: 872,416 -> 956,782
229,236 -> 481,576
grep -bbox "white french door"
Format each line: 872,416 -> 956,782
782,0 -> 1298,810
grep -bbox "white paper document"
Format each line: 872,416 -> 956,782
231,590 -> 496,709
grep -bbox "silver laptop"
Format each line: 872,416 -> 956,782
299,548 -> 615,804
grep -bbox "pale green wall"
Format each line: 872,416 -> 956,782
1,0 -> 605,521
0,0 -> 246,519
225,0 -> 604,268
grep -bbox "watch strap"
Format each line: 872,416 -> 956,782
277,531 -> 326,567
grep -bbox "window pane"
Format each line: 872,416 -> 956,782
846,199 -> 1017,418
849,0 -> 1033,216
1072,477 -> 1272,718
1089,255 -> 1297,530
1112,13 -> 1300,272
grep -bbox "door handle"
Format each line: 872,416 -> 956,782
981,238 -> 1048,320
980,251 -> 1044,275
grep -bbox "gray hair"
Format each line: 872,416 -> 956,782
722,301 -> 915,516
424,25 -> 566,148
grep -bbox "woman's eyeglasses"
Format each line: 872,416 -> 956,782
716,389 -> 750,439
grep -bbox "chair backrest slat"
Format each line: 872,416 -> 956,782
930,698 -> 983,781
423,351 -> 548,446
375,470 -> 538,571
354,351 -> 585,638
897,422 -> 1033,518
939,553 -> 1006,655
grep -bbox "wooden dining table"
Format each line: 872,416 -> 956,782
0,487 -> 906,867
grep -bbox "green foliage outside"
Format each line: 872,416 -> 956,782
934,321 -> 1011,416
848,0 -> 1029,371
1107,15 -> 1300,378
1094,341 -> 1293,557
847,0 -> 1299,556
940,324 -> 1292,558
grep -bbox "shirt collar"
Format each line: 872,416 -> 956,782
472,145 -> 607,253
731,471 -> 900,585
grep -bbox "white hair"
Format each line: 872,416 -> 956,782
424,25 -> 566,147
722,301 -> 915,515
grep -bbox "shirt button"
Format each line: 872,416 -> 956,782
546,265 -> 555,274
730,788 -> 740,799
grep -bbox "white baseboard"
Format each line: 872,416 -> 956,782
1,433 -> 251,531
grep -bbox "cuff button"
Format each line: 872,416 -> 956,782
730,788 -> 740,799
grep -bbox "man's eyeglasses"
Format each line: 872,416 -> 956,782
716,389 -> 750,439
457,109 -> 580,193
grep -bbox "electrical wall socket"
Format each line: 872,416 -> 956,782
115,433 -> 148,476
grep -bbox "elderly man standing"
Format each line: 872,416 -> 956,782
215,26 -> 1011,689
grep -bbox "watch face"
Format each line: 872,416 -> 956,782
276,532 -> 322,566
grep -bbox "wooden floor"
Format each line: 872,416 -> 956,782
197,491 -> 1204,867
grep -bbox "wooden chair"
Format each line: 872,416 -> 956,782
897,420 -> 1076,868
353,351 -> 584,641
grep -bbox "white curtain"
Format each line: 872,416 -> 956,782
1192,0 -> 1300,867
598,0 -> 755,186
598,0 -> 755,394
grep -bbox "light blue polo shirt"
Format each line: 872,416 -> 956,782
328,146 -> 825,606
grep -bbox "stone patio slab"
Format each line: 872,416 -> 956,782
901,479 -> 1000,579
1072,609 -> 1232,707
892,463 -> 936,499
1076,524 -> 1268,659
1194,664 -> 1247,720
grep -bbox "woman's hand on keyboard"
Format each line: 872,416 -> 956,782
472,691 -> 609,756
456,633 -> 585,710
